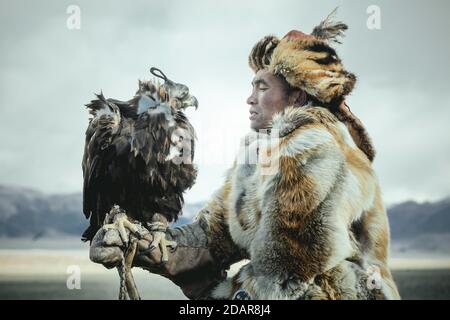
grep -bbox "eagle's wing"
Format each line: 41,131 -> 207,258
107,97 -> 139,119
82,93 -> 122,241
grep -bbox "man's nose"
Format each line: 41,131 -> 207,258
247,93 -> 256,105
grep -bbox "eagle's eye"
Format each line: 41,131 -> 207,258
179,89 -> 188,99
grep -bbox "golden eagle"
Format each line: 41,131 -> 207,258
82,68 -> 198,260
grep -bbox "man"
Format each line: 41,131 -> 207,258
90,11 -> 400,300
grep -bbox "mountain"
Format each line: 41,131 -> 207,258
387,197 -> 450,255
0,185 -> 197,238
0,186 -> 85,237
387,198 -> 450,239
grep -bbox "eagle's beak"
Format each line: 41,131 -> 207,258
184,95 -> 198,110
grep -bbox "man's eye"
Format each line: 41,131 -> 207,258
259,86 -> 269,91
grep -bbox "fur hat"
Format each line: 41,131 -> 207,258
248,9 -> 376,162
248,8 -> 356,106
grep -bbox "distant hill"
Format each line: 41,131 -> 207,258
387,197 -> 450,255
388,198 -> 450,239
0,185 -> 198,238
0,185 -> 449,254
0,186 -> 85,237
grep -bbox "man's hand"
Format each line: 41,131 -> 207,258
89,225 -> 166,273
89,227 -> 124,268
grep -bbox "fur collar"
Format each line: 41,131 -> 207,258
271,104 -> 332,137
271,104 -> 376,162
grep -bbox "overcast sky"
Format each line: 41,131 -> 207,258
0,0 -> 449,206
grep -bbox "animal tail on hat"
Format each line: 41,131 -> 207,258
335,102 -> 376,162
310,8 -> 376,161
248,35 -> 279,72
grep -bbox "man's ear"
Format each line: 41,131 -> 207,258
289,90 -> 308,107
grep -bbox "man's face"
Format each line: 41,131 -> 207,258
247,70 -> 291,131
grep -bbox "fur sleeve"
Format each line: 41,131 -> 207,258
195,164 -> 247,269
157,165 -> 246,299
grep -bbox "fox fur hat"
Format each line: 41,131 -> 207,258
248,8 -> 356,106
248,9 -> 377,162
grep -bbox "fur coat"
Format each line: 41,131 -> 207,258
181,104 -> 401,300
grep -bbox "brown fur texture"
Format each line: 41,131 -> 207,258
269,37 -> 356,105
334,102 -> 376,161
197,105 -> 399,299
248,35 -> 279,72
196,166 -> 249,270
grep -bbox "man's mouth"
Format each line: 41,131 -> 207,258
249,110 -> 258,121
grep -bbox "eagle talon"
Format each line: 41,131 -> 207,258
138,245 -> 156,256
166,240 -> 177,250
103,212 -> 143,246
148,231 -> 177,263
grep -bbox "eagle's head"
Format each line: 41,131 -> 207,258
135,67 -> 198,115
